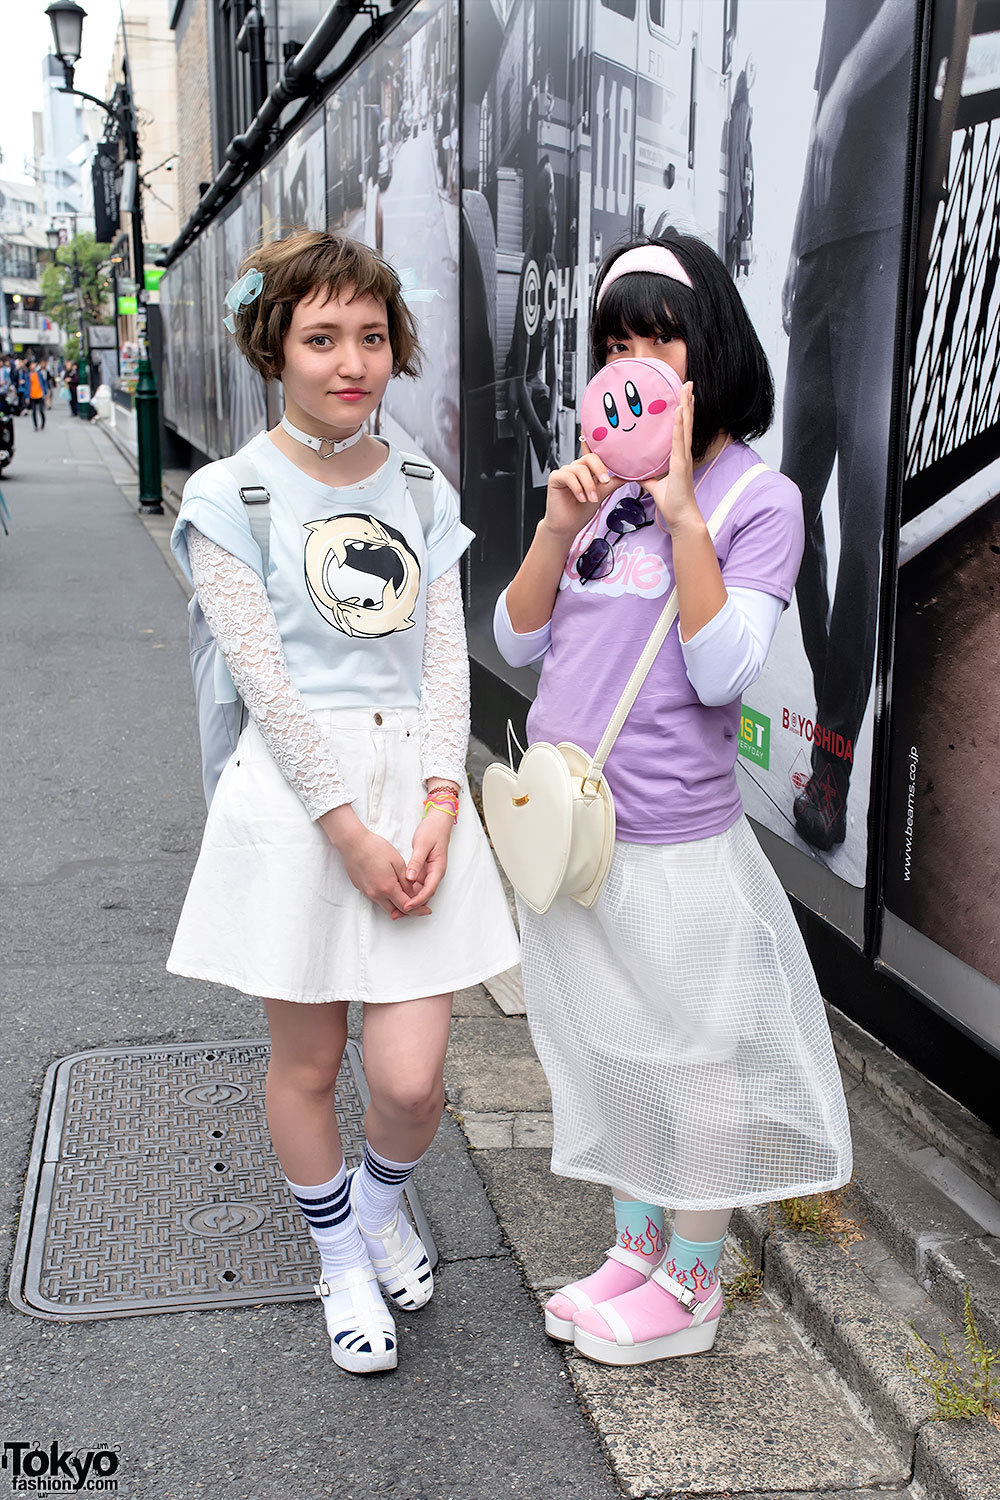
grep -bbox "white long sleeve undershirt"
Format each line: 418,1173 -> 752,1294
188,526 -> 470,820
493,585 -> 784,707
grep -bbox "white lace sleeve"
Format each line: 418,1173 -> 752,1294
187,526 -> 353,821
418,563 -> 470,788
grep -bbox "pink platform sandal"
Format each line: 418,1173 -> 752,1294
572,1265 -> 724,1365
544,1244 -> 664,1341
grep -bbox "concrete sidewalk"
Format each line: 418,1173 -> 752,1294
7,409 -> 995,1500
0,407 -> 620,1500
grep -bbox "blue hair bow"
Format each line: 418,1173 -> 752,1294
223,268 -> 264,332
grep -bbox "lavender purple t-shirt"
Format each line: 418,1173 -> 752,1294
525,441 -> 804,843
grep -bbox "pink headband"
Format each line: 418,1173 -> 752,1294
595,245 -> 693,307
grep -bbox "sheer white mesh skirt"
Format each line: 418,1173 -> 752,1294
517,816 -> 852,1210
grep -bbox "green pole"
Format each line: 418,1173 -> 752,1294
48,63 -> 163,509
122,65 -> 163,516
134,295 -> 162,514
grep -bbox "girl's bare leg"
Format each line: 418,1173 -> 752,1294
262,997 -> 349,1184
360,992 -> 453,1161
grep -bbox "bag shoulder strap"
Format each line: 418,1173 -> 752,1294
586,461 -> 768,787
220,451 -> 272,581
400,453 -> 436,538
361,436 -> 437,540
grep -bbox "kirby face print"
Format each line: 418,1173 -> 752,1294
580,357 -> 684,481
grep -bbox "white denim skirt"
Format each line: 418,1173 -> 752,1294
168,706 -> 520,1004
518,816 -> 853,1210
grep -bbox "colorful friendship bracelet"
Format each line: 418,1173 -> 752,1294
422,787 -> 460,821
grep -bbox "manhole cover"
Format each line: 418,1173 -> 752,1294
8,1039 -> 436,1321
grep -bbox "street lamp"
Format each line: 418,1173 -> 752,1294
45,0 -> 85,81
45,227 -> 61,253
46,0 -> 163,514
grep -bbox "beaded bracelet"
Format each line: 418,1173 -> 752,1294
422,787 -> 460,821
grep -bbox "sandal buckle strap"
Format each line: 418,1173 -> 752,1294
650,1268 -> 698,1312
650,1268 -> 723,1324
313,1265 -> 376,1298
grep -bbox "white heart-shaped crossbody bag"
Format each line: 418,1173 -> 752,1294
483,464 -> 767,914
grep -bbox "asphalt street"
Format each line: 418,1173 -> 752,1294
0,404 -> 622,1500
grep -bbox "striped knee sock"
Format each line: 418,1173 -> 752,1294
285,1163 -> 369,1280
352,1142 -> 420,1231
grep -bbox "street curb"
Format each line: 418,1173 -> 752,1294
91,416 -> 184,514
829,1004 -> 1000,1204
914,1415 -> 1000,1500
830,1004 -> 1000,1357
762,1223 -> 932,1459
462,752 -> 1000,1500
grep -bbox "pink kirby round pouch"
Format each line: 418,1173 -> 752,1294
580,357 -> 684,481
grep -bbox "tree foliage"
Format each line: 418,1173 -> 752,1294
40,233 -> 113,328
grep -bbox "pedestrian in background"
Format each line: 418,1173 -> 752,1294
39,356 -> 53,408
14,359 -> 29,414
66,362 -> 79,417
167,230 -> 519,1375
496,232 -> 852,1368
27,360 -> 47,430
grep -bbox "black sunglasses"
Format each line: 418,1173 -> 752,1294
575,494 -> 653,582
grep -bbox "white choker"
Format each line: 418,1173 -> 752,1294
281,413 -> 365,459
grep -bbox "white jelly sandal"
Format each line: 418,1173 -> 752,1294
544,1244 -> 661,1341
573,1267 -> 724,1366
314,1267 -> 397,1374
349,1169 -> 434,1311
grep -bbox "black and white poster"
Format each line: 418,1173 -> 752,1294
324,0 -> 460,489
881,0 -> 1000,1048
221,181 -> 267,453
199,218 -> 224,460
462,0 -> 917,944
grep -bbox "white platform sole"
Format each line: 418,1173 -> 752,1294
573,1315 -> 720,1366
544,1308 -> 576,1341
330,1337 -> 398,1374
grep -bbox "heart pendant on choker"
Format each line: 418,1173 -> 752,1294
281,413 -> 365,459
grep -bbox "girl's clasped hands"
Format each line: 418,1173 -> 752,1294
319,799 -> 456,920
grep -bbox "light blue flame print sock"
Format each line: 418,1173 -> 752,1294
662,1230 -> 727,1293
613,1197 -> 665,1261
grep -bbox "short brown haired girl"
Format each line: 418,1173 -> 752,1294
167,230 -> 519,1375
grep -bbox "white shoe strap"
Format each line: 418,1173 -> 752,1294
594,1298 -> 634,1347
559,1284 -> 593,1314
650,1267 -> 722,1324
606,1243 -> 660,1277
313,1265 -> 377,1298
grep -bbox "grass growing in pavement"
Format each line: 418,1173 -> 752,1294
774,1188 -> 865,1250
723,1246 -> 763,1310
908,1286 -> 1000,1430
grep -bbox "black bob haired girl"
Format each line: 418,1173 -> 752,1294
591,231 -> 775,463
495,226 -> 851,1370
